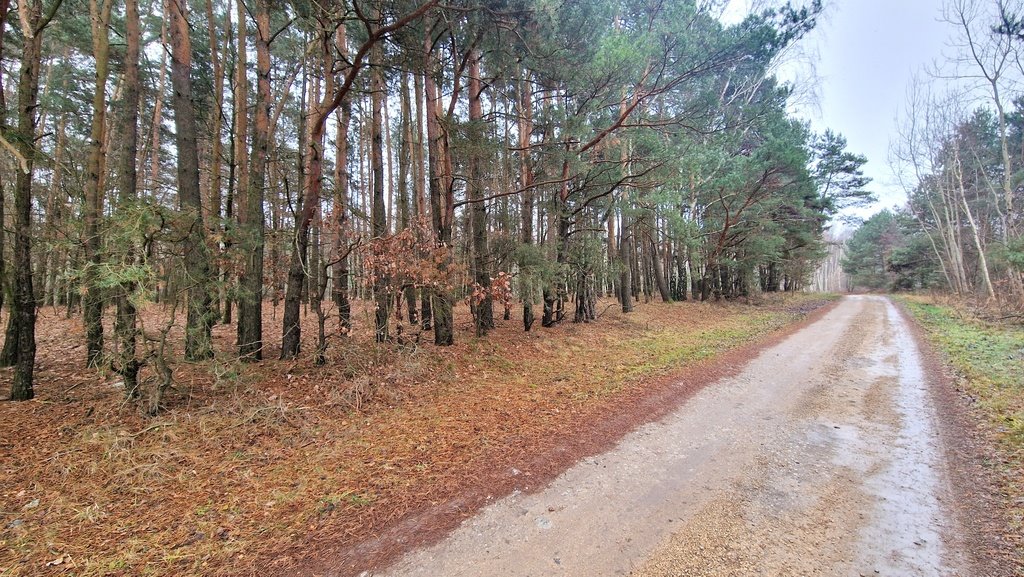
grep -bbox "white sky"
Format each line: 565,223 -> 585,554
724,0 -> 952,226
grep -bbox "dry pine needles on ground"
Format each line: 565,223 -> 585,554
1,294 -> 835,577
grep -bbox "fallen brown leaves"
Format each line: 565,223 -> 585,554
0,293 -> 834,577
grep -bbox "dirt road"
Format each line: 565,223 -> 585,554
371,296 -> 978,577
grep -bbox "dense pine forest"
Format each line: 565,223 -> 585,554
0,0 -> 875,408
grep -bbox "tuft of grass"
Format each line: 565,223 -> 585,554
902,299 -> 1024,446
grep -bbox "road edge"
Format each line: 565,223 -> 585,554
893,298 -> 1023,577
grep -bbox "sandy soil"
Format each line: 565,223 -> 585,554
363,296 -> 991,577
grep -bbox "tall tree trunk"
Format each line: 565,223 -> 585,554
282,12 -> 344,358
237,0 -> 269,360
236,0 -> 268,358
425,29 -> 453,346
222,49 -> 235,326
9,0 -> 50,400
384,79 -> 395,236
650,235 -> 671,302
0,0 -> 9,120
307,53 -> 327,357
333,101 -> 352,334
228,0 -> 249,326
399,72 -> 418,325
413,72 -> 426,220
371,36 -> 389,343
953,145 -> 996,301
148,15 -> 168,195
467,48 -> 492,336
83,0 -> 113,367
0,0 -> 5,320
168,0 -> 213,360
31,57 -> 56,303
416,71 -> 432,331
554,164 -> 570,326
618,111 -> 633,313
518,73 -> 535,331
619,214 -> 634,312
114,0 -> 142,398
41,108 -> 67,308
330,14 -> 350,336
0,169 -> 4,323
296,52 -> 310,308
206,0 -> 226,322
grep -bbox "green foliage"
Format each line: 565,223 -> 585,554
842,210 -> 901,290
811,129 -> 874,215
1007,237 -> 1024,269
512,243 -> 561,305
842,210 -> 942,291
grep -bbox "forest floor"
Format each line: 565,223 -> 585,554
0,292 -> 835,577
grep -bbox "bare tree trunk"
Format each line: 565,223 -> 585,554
148,15 -> 168,196
237,0 -> 268,360
467,48 -> 492,336
0,0 -> 5,319
416,71 -> 432,331
544,158 -> 570,328
282,14 -> 341,358
384,78 -> 394,236
371,35 -> 389,343
333,100 -> 352,334
953,143 -> 996,300
425,28 -> 453,346
168,0 -> 214,360
9,0 -> 50,400
206,0 -> 226,322
42,110 -> 67,308
619,213 -> 634,312
0,160 -> 4,321
399,72 -> 418,325
650,235 -> 672,302
228,0 -> 249,326
296,53 -> 310,309
413,72 -> 426,220
83,0 -> 113,367
114,0 -> 142,398
518,73 -> 535,331
990,82 -> 1023,297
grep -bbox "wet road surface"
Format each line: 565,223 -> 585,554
371,296 -> 971,577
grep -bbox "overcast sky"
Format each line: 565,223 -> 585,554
724,0 -> 952,226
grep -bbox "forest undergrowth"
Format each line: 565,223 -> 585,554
0,293 -> 834,577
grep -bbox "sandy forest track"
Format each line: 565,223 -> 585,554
366,296 -> 995,577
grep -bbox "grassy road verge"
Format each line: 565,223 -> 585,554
900,297 -> 1024,542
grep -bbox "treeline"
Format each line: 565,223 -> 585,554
845,0 -> 1024,298
0,0 -> 869,408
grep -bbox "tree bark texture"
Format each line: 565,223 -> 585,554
114,0 -> 142,397
468,48 -> 492,336
9,0 -> 47,400
238,0 -> 269,360
83,0 -> 113,367
168,0 -> 214,360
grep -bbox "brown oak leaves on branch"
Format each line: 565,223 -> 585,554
359,217 -> 464,295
